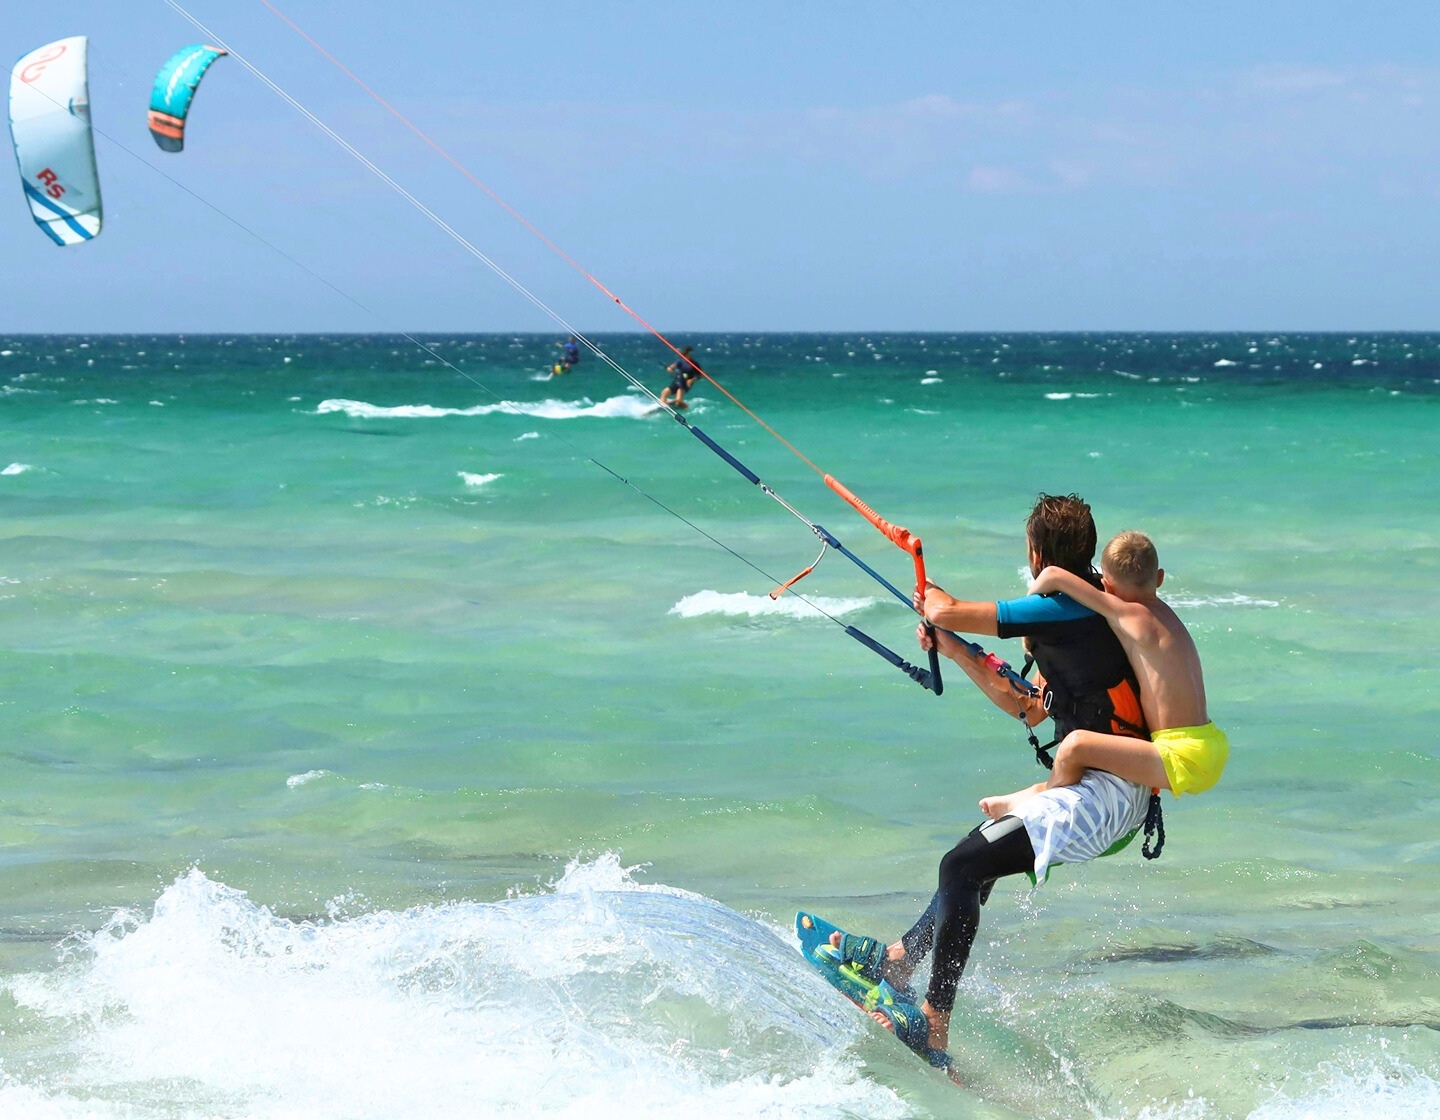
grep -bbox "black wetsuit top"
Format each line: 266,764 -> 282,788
995,588 -> 1147,740
668,355 -> 700,392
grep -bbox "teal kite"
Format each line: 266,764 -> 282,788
148,44 -> 226,152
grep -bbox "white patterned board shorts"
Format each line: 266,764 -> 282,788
1011,770 -> 1151,883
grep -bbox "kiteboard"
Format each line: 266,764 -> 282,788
795,911 -> 958,1082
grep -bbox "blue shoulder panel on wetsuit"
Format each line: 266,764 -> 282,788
995,592 -> 1094,627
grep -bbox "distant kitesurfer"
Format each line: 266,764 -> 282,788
826,494 -> 1153,1068
980,530 -> 1229,816
552,336 -> 581,376
659,345 -> 702,409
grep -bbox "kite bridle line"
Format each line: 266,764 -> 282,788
159,0 -> 1042,702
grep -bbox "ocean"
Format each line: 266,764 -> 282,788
0,331 -> 1436,1119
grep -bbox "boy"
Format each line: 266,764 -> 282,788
979,530 -> 1229,818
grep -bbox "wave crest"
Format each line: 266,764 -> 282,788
316,395 -> 661,421
671,590 -> 881,621
1,864 -> 904,1120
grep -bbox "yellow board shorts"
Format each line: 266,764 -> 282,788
1152,722 -> 1229,797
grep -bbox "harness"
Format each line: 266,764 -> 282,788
1017,654 -> 1165,860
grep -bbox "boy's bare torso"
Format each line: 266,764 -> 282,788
1115,596 -> 1208,731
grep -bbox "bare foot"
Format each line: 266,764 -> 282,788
979,793 -> 1018,819
828,932 -> 914,988
920,1000 -> 950,1052
869,1003 -> 951,1054
979,781 -> 1045,820
868,1001 -> 958,1081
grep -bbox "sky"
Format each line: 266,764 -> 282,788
3,1 -> 1439,332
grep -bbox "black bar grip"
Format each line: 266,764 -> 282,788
922,622 -> 944,696
844,625 -> 940,694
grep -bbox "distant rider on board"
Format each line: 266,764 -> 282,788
659,345 -> 702,409
552,336 -> 581,376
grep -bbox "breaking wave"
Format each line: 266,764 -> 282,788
1168,593 -> 1280,608
0,861 -> 906,1120
316,395 -> 662,421
671,590 -> 881,621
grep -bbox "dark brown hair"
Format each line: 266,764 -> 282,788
1025,493 -> 1098,577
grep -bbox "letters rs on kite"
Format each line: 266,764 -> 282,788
8,36 -> 103,246
148,45 -> 227,152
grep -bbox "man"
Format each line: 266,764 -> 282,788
659,345 -> 702,409
552,336 -> 580,376
828,493 -> 1151,1067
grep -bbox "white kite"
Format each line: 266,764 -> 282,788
8,37 -> 103,246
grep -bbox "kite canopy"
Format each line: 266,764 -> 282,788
8,36 -> 102,246
148,44 -> 227,152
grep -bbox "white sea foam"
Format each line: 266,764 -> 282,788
515,431 -> 540,441
920,377 -> 942,385
1213,359 -> 1239,367
1169,593 -> 1280,608
0,862 -> 905,1120
2,463 -> 32,475
285,769 -> 332,788
1044,392 -> 1102,400
316,395 -> 659,421
1247,1059 -> 1440,1120
671,590 -> 880,621
458,471 -> 502,488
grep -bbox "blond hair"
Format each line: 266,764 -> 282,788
1102,530 -> 1158,587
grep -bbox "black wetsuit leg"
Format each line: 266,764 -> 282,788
897,815 -> 1035,1012
899,893 -> 940,963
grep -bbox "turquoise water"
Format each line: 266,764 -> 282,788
0,332 -> 1436,1119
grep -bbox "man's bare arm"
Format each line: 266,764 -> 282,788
919,586 -> 1000,636
922,625 -> 1047,725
